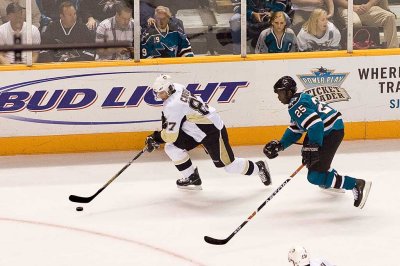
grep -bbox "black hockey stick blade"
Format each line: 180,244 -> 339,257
204,219 -> 247,245
69,185 -> 107,203
69,175 -> 117,203
68,149 -> 145,204
204,236 -> 231,245
69,194 -> 96,204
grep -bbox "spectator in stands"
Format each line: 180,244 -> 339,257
39,1 -> 95,62
39,0 -> 79,24
122,0 -> 183,30
291,0 -> 334,34
79,0 -> 120,32
95,1 -> 134,60
230,0 -> 294,54
255,11 -> 298,53
0,2 -> 40,64
37,0 -> 79,33
138,0 -> 155,28
297,8 -> 341,51
141,6 -> 193,58
334,0 -> 399,48
0,0 -> 41,28
35,0 -> 52,32
141,1 -> 184,32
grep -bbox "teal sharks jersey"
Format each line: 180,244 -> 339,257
280,92 -> 344,148
255,28 -> 298,53
141,25 -> 194,59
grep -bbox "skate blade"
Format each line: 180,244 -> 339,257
177,185 -> 202,191
358,181 -> 372,209
319,187 -> 345,194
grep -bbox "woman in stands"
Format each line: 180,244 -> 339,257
255,11 -> 298,53
297,8 -> 341,51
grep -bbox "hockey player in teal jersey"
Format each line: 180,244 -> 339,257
264,76 -> 371,209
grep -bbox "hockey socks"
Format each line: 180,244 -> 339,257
307,169 -> 357,190
223,159 -> 271,185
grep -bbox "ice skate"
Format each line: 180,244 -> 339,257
353,179 -> 372,209
176,168 -> 202,190
255,160 -> 272,186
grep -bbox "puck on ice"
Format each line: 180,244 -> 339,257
76,206 -> 83,211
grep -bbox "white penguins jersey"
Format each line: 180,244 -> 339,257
160,83 -> 224,143
310,258 -> 335,266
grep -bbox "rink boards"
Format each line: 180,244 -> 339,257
1,50 -> 400,155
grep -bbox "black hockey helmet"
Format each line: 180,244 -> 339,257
273,76 -> 297,94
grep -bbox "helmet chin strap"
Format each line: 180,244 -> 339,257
167,84 -> 176,96
283,91 -> 293,104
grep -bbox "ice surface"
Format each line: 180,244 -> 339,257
0,140 -> 399,266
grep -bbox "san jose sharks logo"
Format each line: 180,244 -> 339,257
297,67 -> 351,103
54,39 -> 81,62
156,42 -> 178,57
141,31 -> 178,58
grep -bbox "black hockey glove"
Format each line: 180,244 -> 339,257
263,140 -> 284,159
301,143 -> 320,168
145,133 -> 161,153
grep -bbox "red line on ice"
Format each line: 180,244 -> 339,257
0,217 -> 205,266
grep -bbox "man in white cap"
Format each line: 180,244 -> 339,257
0,2 -> 40,64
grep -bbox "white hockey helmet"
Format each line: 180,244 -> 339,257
288,246 -> 310,266
152,74 -> 175,97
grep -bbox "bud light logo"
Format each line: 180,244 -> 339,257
0,71 -> 249,125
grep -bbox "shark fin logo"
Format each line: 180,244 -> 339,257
297,67 -> 351,104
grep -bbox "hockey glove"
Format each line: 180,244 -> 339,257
301,143 -> 320,168
263,140 -> 284,159
145,133 -> 161,153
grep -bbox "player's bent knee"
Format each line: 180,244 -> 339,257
164,143 -> 176,155
164,143 -> 186,160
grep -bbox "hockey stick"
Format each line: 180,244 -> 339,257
204,164 -> 305,245
69,148 -> 146,204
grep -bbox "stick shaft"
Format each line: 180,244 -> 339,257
204,164 -> 305,245
69,149 -> 145,203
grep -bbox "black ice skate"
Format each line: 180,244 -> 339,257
176,168 -> 202,190
255,161 -> 272,186
353,179 -> 372,209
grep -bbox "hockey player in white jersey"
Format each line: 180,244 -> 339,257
144,74 -> 271,190
288,246 -> 335,266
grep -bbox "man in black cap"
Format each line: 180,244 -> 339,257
0,0 -> 41,28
